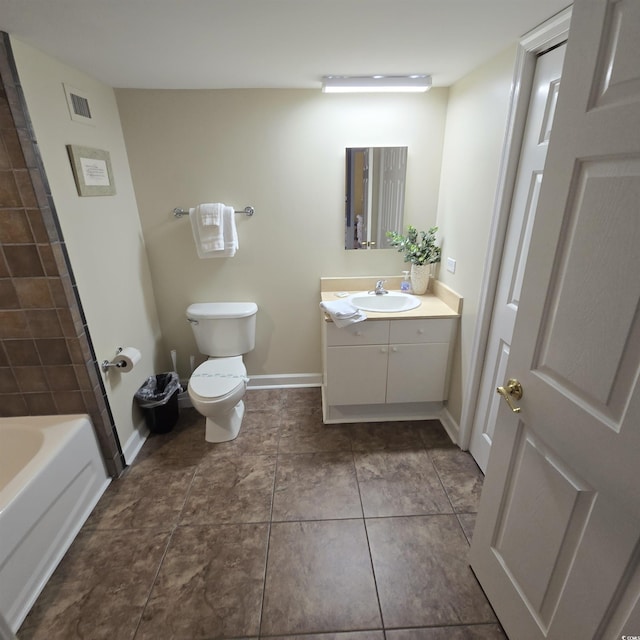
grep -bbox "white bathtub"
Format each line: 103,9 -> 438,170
0,414 -> 111,632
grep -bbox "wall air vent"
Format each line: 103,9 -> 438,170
63,83 -> 94,125
70,92 -> 91,118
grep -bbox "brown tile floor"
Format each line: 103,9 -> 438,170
18,388 -> 506,640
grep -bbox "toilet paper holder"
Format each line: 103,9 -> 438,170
102,347 -> 126,371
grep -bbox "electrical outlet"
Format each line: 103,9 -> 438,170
446,257 -> 456,273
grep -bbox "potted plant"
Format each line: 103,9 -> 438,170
386,225 -> 442,294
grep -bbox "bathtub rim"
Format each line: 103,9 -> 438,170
0,414 -> 95,513
0,413 -> 111,633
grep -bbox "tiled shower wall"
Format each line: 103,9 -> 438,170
0,33 -> 124,477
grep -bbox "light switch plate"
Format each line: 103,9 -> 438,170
446,257 -> 456,273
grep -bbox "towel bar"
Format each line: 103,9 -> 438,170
173,206 -> 255,218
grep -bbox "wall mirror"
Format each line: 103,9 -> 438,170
345,146 -> 407,250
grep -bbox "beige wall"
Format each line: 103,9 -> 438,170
9,34 -> 516,442
435,45 -> 518,425
11,39 -> 164,453
116,89 -> 448,379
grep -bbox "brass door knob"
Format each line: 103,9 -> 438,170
496,378 -> 523,413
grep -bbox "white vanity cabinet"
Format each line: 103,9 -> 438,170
322,316 -> 458,423
324,320 -> 390,406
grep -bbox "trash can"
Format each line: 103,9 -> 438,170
134,372 -> 181,434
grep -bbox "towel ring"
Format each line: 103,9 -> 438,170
173,206 -> 255,218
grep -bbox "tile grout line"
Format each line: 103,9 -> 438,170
256,397 -> 286,638
22,391 -> 494,639
426,447 -> 480,547
131,461 -> 200,640
352,444 -> 388,635
427,447 -> 459,514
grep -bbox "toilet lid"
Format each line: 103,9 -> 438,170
189,358 -> 247,398
186,302 -> 257,320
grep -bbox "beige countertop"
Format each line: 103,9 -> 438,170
320,276 -> 462,321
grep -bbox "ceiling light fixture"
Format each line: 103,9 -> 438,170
322,75 -> 432,93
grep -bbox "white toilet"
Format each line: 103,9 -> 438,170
186,302 -> 258,442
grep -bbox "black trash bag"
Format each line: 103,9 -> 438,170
134,372 -> 181,408
134,372 -> 181,434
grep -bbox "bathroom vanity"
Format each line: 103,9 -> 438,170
320,276 -> 462,424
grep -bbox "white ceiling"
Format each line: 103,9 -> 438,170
0,0 -> 570,90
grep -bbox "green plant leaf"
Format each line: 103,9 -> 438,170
386,226 -> 442,265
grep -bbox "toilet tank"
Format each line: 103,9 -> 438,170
186,302 -> 257,357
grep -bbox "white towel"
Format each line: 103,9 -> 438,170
221,205 -> 238,256
189,203 -> 238,258
197,203 -> 222,227
189,204 -> 223,254
320,300 -> 367,328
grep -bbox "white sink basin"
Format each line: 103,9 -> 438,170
348,291 -> 421,313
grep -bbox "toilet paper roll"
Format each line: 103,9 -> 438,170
116,347 -> 141,373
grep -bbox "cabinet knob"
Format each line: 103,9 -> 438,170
418,329 -> 424,334
380,348 -> 387,353
392,347 -> 398,352
355,331 -> 362,336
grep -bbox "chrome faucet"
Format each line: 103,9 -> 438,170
374,280 -> 388,295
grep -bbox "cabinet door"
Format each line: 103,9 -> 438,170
326,345 -> 388,405
386,342 -> 450,403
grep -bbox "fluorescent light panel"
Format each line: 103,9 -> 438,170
322,75 -> 432,93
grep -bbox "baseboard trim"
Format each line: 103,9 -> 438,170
170,375 -> 465,452
439,407 -> 461,447
176,373 -> 322,408
121,419 -> 149,464
247,373 -> 322,390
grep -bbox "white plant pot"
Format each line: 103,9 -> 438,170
410,263 -> 432,295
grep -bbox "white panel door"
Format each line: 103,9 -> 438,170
376,146 -> 407,248
470,1 -> 640,638
469,43 -> 566,472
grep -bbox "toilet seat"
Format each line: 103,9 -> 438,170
189,356 -> 247,400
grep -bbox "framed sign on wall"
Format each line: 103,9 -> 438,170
67,145 -> 116,196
